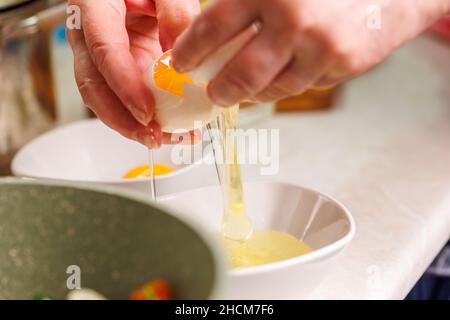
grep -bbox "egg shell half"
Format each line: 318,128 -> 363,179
145,23 -> 259,133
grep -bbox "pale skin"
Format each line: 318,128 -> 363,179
69,0 -> 450,147
67,0 -> 200,148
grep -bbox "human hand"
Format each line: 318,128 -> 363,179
67,0 -> 199,147
172,0 -> 450,106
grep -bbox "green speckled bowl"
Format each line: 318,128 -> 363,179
0,178 -> 225,300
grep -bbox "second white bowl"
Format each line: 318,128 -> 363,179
11,119 -> 217,195
160,181 -> 355,299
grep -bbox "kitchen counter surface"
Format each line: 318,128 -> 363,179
245,34 -> 450,299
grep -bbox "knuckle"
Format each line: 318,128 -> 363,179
325,35 -> 364,75
327,44 -> 353,73
176,9 -> 196,28
337,53 -> 364,76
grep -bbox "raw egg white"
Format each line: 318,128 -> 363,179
221,230 -> 313,269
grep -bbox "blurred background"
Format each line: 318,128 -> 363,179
0,0 -> 82,175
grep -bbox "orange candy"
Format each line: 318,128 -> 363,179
130,279 -> 173,300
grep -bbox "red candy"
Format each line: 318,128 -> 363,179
130,279 -> 173,300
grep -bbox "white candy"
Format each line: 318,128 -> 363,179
66,288 -> 107,300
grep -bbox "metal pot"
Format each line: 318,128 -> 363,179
0,0 -> 67,175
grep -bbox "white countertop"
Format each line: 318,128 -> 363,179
242,34 -> 450,299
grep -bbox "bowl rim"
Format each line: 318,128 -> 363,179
0,177 -> 228,299
159,180 -> 356,277
11,119 -> 209,184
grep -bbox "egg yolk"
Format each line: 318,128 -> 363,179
153,51 -> 193,97
123,164 -> 174,179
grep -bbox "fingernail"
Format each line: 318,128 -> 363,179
160,34 -> 174,53
130,106 -> 151,126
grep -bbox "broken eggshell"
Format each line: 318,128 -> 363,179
144,25 -> 259,133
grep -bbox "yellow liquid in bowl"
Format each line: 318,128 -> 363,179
221,230 -> 312,269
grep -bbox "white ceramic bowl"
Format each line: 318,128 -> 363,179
161,181 -> 355,299
11,119 -> 217,195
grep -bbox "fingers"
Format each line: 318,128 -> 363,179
314,63 -> 366,88
67,28 -> 162,148
253,41 -> 335,102
314,73 -> 346,89
125,15 -> 161,70
207,28 -> 293,106
252,60 -> 321,103
155,0 -> 200,51
70,0 -> 155,126
172,0 -> 258,72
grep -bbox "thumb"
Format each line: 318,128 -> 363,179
155,0 -> 200,51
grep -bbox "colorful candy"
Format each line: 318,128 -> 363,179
34,293 -> 52,300
34,278 -> 173,300
130,279 -> 173,300
66,288 -> 106,300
